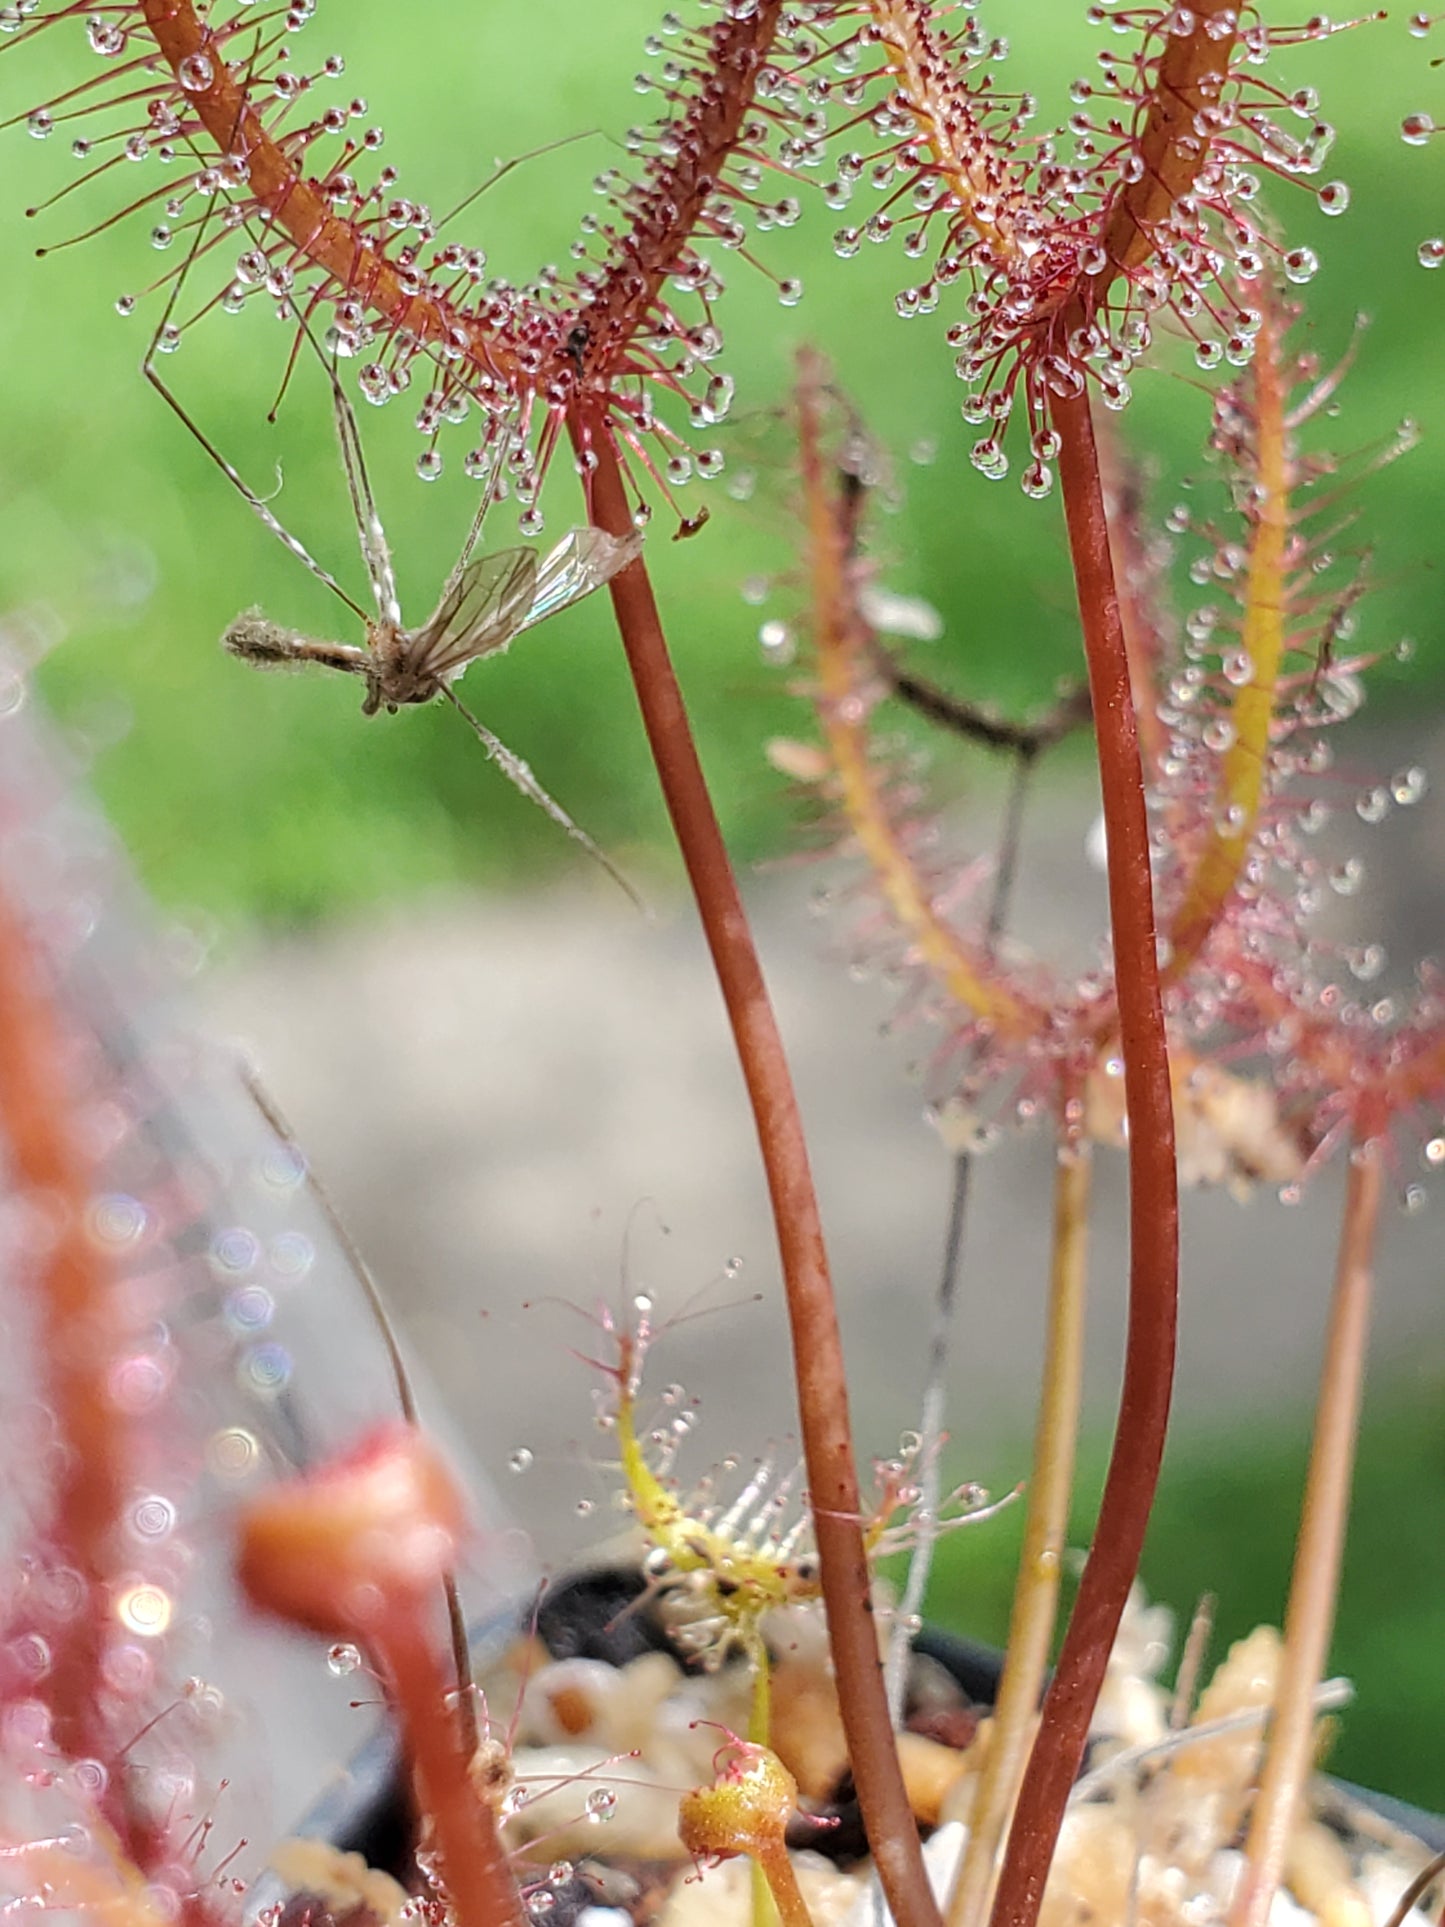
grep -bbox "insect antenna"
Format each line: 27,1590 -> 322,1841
432,127 -> 607,238
141,202 -> 371,624
242,1067 -> 479,1760
439,684 -> 645,912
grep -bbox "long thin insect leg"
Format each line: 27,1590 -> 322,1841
285,299 -> 402,627
443,435 -> 509,596
242,1068 -> 479,1761
141,203 -> 370,625
144,368 -> 371,624
326,357 -> 402,627
439,687 -> 644,913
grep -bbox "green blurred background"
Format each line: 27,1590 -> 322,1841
2,0 -> 1440,920
3,0 -> 1445,1813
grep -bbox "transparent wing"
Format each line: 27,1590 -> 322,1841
411,526 -> 642,685
515,526 -> 644,635
409,547 -> 541,681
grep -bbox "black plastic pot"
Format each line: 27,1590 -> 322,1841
249,1564 -> 1445,1922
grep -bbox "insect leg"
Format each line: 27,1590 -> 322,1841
444,439 -> 508,598
141,203 -> 370,625
291,309 -> 403,630
439,687 -> 644,912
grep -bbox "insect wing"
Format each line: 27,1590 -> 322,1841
515,526 -> 644,635
409,547 -> 541,681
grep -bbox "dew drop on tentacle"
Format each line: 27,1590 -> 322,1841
1355,784 -> 1391,824
1345,943 -> 1387,983
1392,766 -> 1428,806
1283,247 -> 1320,284
70,1759 -> 108,1797
130,1494 -> 177,1542
87,17 -> 126,54
116,1582 -> 172,1638
970,437 -> 1008,480
88,1192 -> 148,1248
759,619 -> 795,666
1020,459 -> 1054,499
586,1786 -> 618,1823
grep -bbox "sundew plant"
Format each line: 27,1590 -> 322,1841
0,9 -> 1443,1927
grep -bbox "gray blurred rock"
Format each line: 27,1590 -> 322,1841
205,735 -> 1445,1576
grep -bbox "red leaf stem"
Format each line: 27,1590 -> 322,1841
987,386 -> 1179,1927
0,889 -> 120,1764
579,413 -> 941,1927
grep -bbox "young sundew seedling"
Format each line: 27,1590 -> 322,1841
583,1293 -> 1011,1749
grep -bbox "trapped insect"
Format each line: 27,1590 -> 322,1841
147,312 -> 643,896
222,525 -> 643,719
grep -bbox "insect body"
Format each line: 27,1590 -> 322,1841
223,526 -> 641,717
